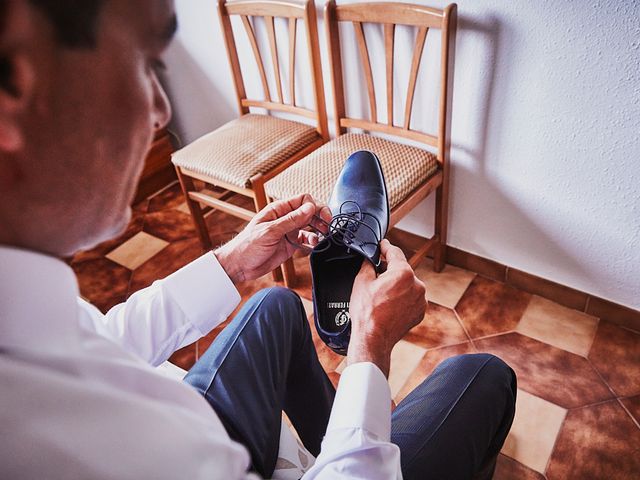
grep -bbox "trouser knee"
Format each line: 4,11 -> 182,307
439,353 -> 517,402
251,287 -> 309,333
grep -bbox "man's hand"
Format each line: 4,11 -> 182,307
347,240 -> 427,377
214,194 -> 332,283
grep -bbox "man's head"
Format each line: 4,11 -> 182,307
0,0 -> 175,256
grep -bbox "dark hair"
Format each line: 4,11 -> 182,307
29,0 -> 106,48
0,0 -> 104,93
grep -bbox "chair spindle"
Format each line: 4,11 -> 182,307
404,26 -> 428,130
241,15 -> 271,102
288,17 -> 297,106
265,16 -> 284,103
353,21 -> 377,123
384,23 -> 395,126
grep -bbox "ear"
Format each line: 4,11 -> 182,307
0,1 -> 36,152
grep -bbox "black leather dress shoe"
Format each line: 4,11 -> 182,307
310,150 -> 389,355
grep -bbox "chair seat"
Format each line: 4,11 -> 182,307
171,114 -> 320,189
265,133 -> 439,209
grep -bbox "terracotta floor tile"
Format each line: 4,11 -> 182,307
403,302 -> 469,349
72,257 -> 130,312
388,340 -> 427,398
71,207 -> 145,264
290,254 -> 313,301
546,400 -> 640,479
92,295 -> 127,314
128,237 -> 204,293
474,332 -> 613,409
415,258 -> 476,309
300,297 -> 314,318
106,231 -> 169,270
327,371 -> 341,389
620,395 -> 640,427
169,342 -> 197,371
143,209 -> 197,243
301,310 -> 345,374
494,453 -> 546,480
147,181 -> 185,213
456,276 -> 531,338
588,321 -> 640,397
502,389 -> 567,474
516,295 -> 599,357
334,358 -> 347,374
175,202 -> 191,215
394,342 -> 476,404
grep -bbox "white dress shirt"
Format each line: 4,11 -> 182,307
0,246 -> 402,479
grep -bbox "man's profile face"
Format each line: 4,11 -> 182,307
0,0 -> 176,256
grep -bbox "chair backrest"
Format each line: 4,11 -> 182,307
218,0 -> 329,141
325,1 -> 457,165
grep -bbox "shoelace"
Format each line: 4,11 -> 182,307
285,201 -> 382,254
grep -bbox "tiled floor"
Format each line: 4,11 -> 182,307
70,181 -> 640,479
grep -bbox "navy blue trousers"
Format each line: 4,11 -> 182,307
184,287 -> 516,479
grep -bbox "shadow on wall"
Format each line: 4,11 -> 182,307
411,13 -> 592,280
162,39 -> 238,146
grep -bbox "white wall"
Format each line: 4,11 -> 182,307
164,0 -> 640,310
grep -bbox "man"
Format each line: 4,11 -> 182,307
0,1 -> 516,478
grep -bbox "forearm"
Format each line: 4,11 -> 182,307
347,340 -> 391,378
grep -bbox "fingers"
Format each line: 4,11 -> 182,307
380,239 -> 407,268
256,194 -> 331,236
254,193 -> 313,223
271,201 -> 316,234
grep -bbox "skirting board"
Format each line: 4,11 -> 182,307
387,228 -> 640,333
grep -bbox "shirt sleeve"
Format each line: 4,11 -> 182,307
80,252 -> 241,366
302,362 -> 403,479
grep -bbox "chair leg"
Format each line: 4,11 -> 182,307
176,167 -> 212,251
281,258 -> 297,288
433,183 -> 448,272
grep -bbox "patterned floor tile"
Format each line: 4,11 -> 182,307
176,202 -> 191,215
128,237 -> 204,293
456,276 -> 531,338
68,182 -> 640,480
169,342 -> 198,371
395,342 -> 476,403
546,399 -> 640,479
415,258 -> 476,308
403,302 -> 469,349
388,340 -> 427,398
494,454 -> 546,480
327,371 -> 341,389
147,181 -> 186,213
588,321 -> 640,397
475,333 -> 613,409
502,389 -> 567,474
106,231 -> 169,270
73,257 -> 131,313
300,297 -> 314,318
143,209 -> 197,243
71,206 -> 146,264
620,395 -> 640,427
516,295 -> 599,357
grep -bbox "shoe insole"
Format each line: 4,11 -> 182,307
312,241 -> 364,334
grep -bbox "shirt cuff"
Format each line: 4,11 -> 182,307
326,362 -> 392,441
161,252 -> 241,335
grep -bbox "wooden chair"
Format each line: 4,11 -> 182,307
172,0 -> 329,255
265,1 -> 457,286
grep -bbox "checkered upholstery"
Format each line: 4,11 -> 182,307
265,133 -> 440,208
171,114 -> 320,188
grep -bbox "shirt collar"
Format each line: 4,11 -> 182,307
0,245 -> 81,353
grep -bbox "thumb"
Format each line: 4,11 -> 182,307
271,202 -> 315,234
